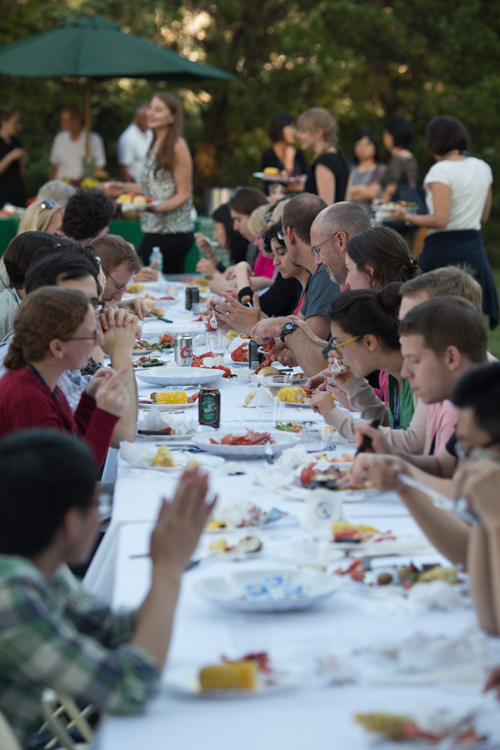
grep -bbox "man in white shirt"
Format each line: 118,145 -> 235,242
49,105 -> 106,181
117,101 -> 152,183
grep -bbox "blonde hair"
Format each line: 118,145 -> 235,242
16,200 -> 64,235
5,287 -> 90,370
297,108 -> 338,147
400,266 -> 483,313
247,205 -> 269,236
271,198 -> 290,223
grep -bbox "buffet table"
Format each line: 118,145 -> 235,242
87,280 -> 496,750
0,218 -> 202,273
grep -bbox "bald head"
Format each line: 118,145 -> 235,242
310,202 -> 371,284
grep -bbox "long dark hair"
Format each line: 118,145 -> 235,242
328,285 -> 402,350
211,203 -> 248,264
152,92 -> 184,175
346,227 -> 420,289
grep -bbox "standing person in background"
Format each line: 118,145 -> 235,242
0,108 -> 27,209
391,115 -> 499,329
297,108 -> 350,205
117,102 -> 153,183
104,94 -> 194,274
16,199 -> 64,236
346,131 -> 386,216
380,117 -> 418,204
49,106 -> 106,181
261,113 -> 307,194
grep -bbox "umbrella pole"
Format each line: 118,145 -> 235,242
85,77 -> 92,157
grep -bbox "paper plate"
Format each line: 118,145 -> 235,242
191,430 -> 300,459
193,568 -> 344,612
136,366 -> 225,387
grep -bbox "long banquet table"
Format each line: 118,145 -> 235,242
87,279 -> 491,750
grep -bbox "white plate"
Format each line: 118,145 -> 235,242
118,200 -> 160,212
142,322 -> 206,336
282,400 -> 312,408
193,568 -> 343,612
165,662 -> 307,699
136,366 -> 225,387
138,400 -> 196,411
191,430 -> 300,459
135,432 -> 196,443
331,531 -> 435,557
252,171 -> 296,184
119,449 -> 223,473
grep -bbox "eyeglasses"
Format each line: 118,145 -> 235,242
91,298 -> 104,314
103,267 -> 127,293
329,335 -> 361,355
455,436 -> 500,460
310,231 -> 341,258
39,199 -> 58,212
61,327 -> 99,343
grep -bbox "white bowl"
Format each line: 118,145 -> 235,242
191,430 -> 301,458
136,366 -> 225,387
193,568 -> 344,612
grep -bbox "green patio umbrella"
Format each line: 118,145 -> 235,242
0,15 -> 235,154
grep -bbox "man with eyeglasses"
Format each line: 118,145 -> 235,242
89,234 -> 148,321
250,200 -> 370,376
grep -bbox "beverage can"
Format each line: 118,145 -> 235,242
199,386 -> 220,427
248,339 -> 265,370
174,334 -> 193,367
185,286 -> 200,310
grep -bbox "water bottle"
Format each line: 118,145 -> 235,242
150,246 -> 163,273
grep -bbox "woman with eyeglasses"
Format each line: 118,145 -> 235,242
0,287 -> 129,469
310,286 -> 425,451
16,198 -> 64,236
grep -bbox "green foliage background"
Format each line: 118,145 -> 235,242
2,0 -> 500,263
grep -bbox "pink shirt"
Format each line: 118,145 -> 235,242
252,253 -> 275,279
424,400 -> 459,455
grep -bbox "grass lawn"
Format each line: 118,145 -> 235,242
488,269 -> 500,358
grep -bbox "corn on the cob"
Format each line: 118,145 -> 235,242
354,713 -> 410,739
419,566 -> 458,584
277,386 -> 307,403
199,662 -> 257,690
332,521 -> 379,534
155,391 -> 189,404
154,446 -> 175,467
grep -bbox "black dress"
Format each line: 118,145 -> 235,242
261,147 -> 308,175
304,151 -> 350,203
0,136 -> 26,208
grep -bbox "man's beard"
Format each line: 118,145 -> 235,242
325,263 -> 346,285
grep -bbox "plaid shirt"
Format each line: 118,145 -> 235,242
0,556 -> 160,744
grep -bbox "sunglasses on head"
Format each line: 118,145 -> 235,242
39,199 -> 58,212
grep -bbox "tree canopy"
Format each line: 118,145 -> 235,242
2,0 -> 500,259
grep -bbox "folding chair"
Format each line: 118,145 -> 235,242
40,690 -> 94,750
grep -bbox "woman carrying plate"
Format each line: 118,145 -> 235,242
297,108 -> 350,206
105,93 -> 194,274
390,115 -> 499,330
261,112 -> 307,195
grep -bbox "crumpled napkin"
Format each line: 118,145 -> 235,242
243,387 -> 274,408
119,441 -> 157,467
218,461 -> 246,475
253,465 -> 294,490
277,446 -> 311,468
138,405 -> 195,435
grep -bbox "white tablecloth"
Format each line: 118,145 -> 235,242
87,281 -> 487,750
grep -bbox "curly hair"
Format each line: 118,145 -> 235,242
61,188 -> 115,241
5,287 -> 91,370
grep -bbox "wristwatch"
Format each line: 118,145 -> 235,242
280,321 -> 299,344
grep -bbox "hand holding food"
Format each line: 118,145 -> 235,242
309,390 -> 336,417
353,423 -> 393,455
366,455 -> 410,493
134,262 -> 159,282
149,467 -> 216,573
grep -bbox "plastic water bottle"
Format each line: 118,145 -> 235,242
150,246 -> 163,273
